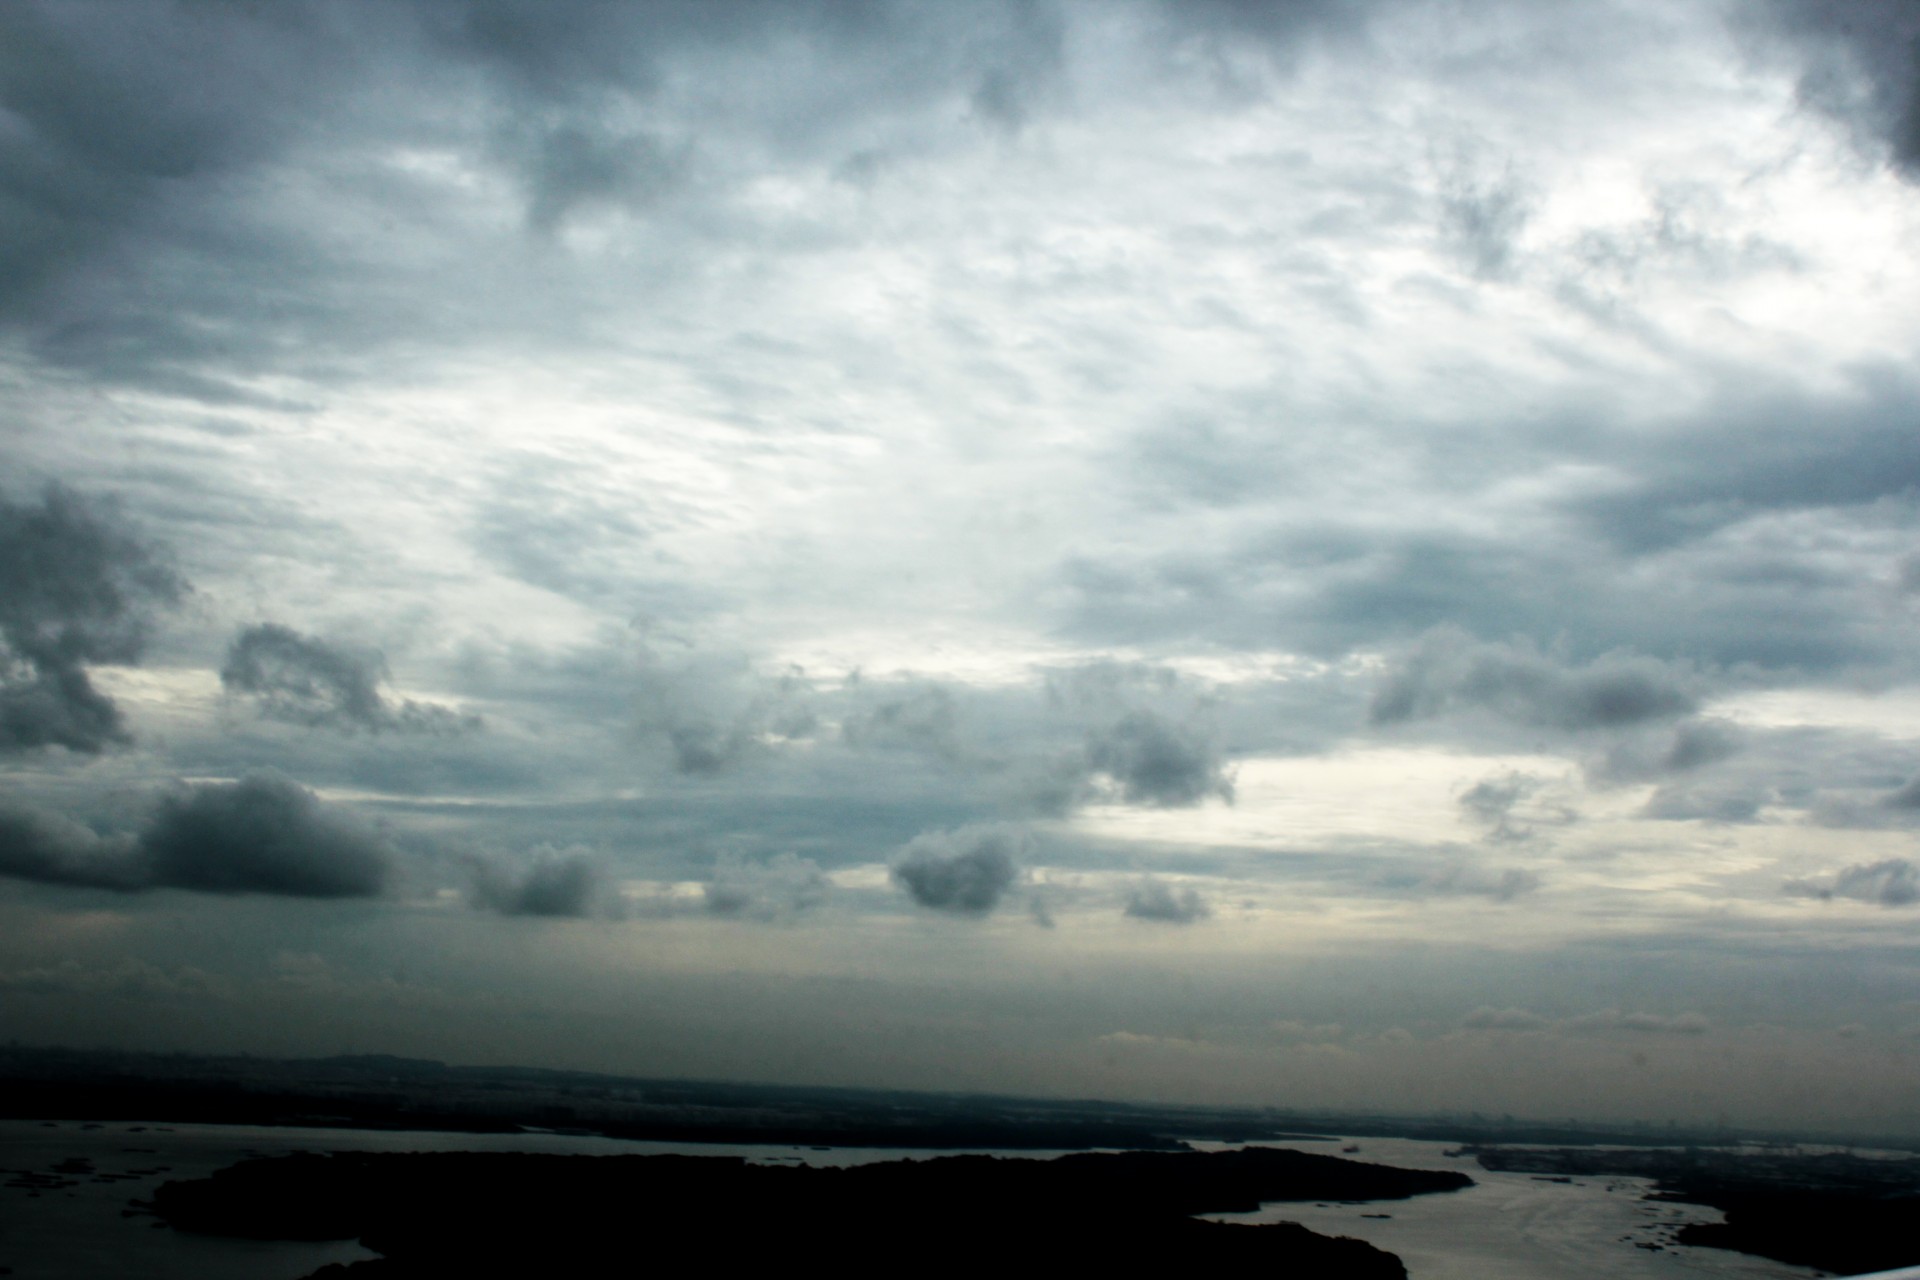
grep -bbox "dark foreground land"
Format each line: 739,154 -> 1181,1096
1477,1145 -> 1920,1277
148,1146 -> 1472,1276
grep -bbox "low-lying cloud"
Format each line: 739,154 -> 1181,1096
0,775 -> 391,898
1123,878 -> 1211,923
0,805 -> 145,891
892,825 -> 1021,915
473,847 -> 600,918
704,852 -> 830,920
1462,1006 -> 1708,1034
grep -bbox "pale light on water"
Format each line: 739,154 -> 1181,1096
1197,1137 -> 1826,1280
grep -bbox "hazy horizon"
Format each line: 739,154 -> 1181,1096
3,0 -> 1920,1138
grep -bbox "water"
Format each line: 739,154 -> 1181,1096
0,1121 -> 1839,1279
1196,1136 -> 1827,1280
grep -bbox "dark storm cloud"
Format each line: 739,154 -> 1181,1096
1786,858 -> 1920,907
892,825 -> 1021,914
139,775 -> 392,898
704,851 -> 830,920
1123,878 -> 1211,923
0,776 -> 390,897
0,486 -> 183,754
1370,628 -> 1696,731
1084,711 -> 1235,806
1886,775 -> 1920,809
222,624 -> 481,736
1746,0 -> 1920,175
473,848 -> 600,918
0,804 -> 144,892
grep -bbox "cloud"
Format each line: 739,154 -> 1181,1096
1563,1009 -> 1710,1036
0,2 -> 329,321
1461,1006 -> 1548,1031
473,847 -> 600,918
1459,773 -> 1538,842
0,485 -> 183,754
1437,156 -> 1531,280
1745,0 -> 1920,176
841,684 -> 962,760
891,825 -> 1021,914
1886,776 -> 1920,810
1370,628 -> 1697,731
0,776 -> 392,897
1421,864 -> 1542,901
0,804 -> 144,891
1786,858 -> 1920,907
1123,878 -> 1211,923
1641,784 -> 1764,823
703,851 -> 830,920
1084,711 -> 1235,807
1461,1006 -> 1707,1035
0,958 -> 222,1000
627,644 -> 817,776
222,623 -> 480,735
139,775 -> 392,898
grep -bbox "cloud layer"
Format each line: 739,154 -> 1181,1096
2,0 -> 1919,1133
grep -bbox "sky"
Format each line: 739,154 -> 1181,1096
3,0 -> 1920,1137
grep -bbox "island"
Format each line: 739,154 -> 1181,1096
149,1145 -> 1474,1275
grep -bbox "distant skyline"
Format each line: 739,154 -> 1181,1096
3,0 -> 1920,1136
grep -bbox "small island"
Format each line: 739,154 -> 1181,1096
150,1145 -> 1473,1275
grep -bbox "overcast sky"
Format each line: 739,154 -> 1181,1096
4,0 -> 1920,1136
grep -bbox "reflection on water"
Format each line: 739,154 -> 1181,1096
0,1122 -> 1835,1280
1196,1137 -> 1825,1280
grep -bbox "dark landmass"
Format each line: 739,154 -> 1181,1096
1476,1145 -> 1920,1276
0,1045 -> 1321,1150
7,1044 -> 1901,1155
148,1146 -> 1470,1275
